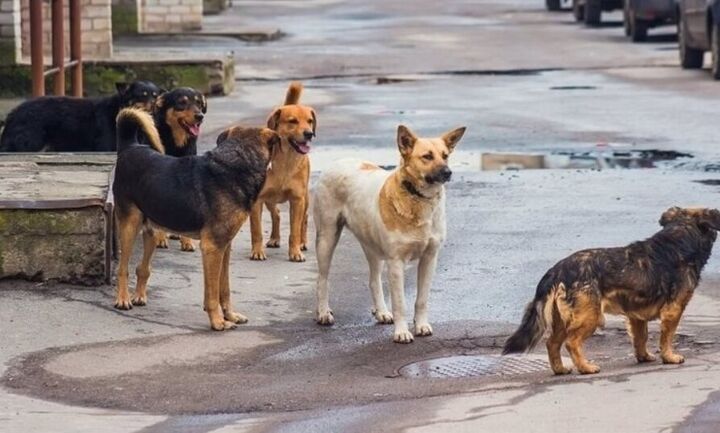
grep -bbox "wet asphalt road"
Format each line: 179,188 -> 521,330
5,0 -> 720,431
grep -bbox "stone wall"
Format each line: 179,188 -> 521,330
18,0 -> 112,62
139,0 -> 202,33
0,0 -> 21,64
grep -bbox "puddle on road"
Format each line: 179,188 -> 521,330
550,85 -> 598,90
481,148 -> 693,171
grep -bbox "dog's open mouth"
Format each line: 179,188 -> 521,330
180,119 -> 202,137
289,137 -> 311,154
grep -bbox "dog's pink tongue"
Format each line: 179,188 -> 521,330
298,143 -> 311,154
189,124 -> 200,137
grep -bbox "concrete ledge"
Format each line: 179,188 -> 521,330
0,56 -> 234,97
0,154 -> 115,285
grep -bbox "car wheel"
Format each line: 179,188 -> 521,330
584,0 -> 602,26
573,0 -> 585,22
678,13 -> 704,69
712,23 -> 720,79
546,0 -> 562,11
630,15 -> 648,42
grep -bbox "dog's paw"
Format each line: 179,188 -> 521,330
317,309 -> 335,326
289,250 -> 306,262
415,323 -> 433,337
578,363 -> 601,374
636,353 -> 657,363
114,297 -> 133,310
156,236 -> 169,249
662,353 -> 685,364
373,309 -> 394,324
210,320 -> 237,331
250,250 -> 267,261
552,366 -> 572,375
131,294 -> 147,307
180,239 -> 195,252
266,239 -> 280,248
224,311 -> 249,324
393,328 -> 415,344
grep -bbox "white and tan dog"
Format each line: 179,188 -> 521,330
313,124 -> 466,343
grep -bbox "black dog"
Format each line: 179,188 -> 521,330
504,207 -> 719,375
150,87 -> 207,157
0,81 -> 161,152
140,87 -> 208,251
113,108 -> 277,330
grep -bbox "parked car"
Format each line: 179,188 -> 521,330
572,0 -> 625,26
677,0 -> 720,78
623,0 -> 678,41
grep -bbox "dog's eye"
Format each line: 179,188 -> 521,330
423,153 -> 434,161
308,118 -> 314,124
288,118 -> 299,124
142,91 -> 148,96
152,92 -> 158,97
442,153 -> 448,160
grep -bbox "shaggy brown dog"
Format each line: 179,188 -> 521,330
113,108 -> 276,330
503,207 -> 719,374
249,82 -> 316,262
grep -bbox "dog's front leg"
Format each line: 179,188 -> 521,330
201,238 -> 236,331
415,244 -> 440,337
288,196 -> 306,262
388,259 -> 413,343
250,201 -> 267,260
220,246 -> 248,324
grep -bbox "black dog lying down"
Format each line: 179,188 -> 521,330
0,81 -> 161,152
113,108 -> 278,330
504,207 -> 719,375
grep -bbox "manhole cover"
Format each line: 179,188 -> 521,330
399,355 -> 549,378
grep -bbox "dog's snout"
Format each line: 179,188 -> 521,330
303,130 -> 314,141
194,112 -> 204,122
439,166 -> 452,181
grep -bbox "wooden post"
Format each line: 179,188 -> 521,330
51,0 -> 65,96
69,0 -> 82,96
30,0 -> 44,97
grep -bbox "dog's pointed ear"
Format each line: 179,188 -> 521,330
700,208 -> 720,231
311,109 -> 317,135
659,206 -> 683,227
441,126 -> 466,153
397,125 -> 418,157
267,108 -> 282,131
115,82 -> 129,96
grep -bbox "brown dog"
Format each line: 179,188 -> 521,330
503,207 -> 720,374
113,108 -> 276,330
250,82 -> 316,262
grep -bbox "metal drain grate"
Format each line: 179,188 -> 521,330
399,355 -> 549,378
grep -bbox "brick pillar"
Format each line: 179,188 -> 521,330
0,0 -> 21,64
139,0 -> 202,33
20,0 -> 112,62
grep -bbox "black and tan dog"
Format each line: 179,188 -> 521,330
504,207 -> 720,374
0,81 -> 161,152
250,82 -> 316,262
145,87 -> 208,252
113,108 -> 277,330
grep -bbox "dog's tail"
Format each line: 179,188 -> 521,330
284,81 -> 303,105
116,108 -> 164,154
502,271 -> 557,355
